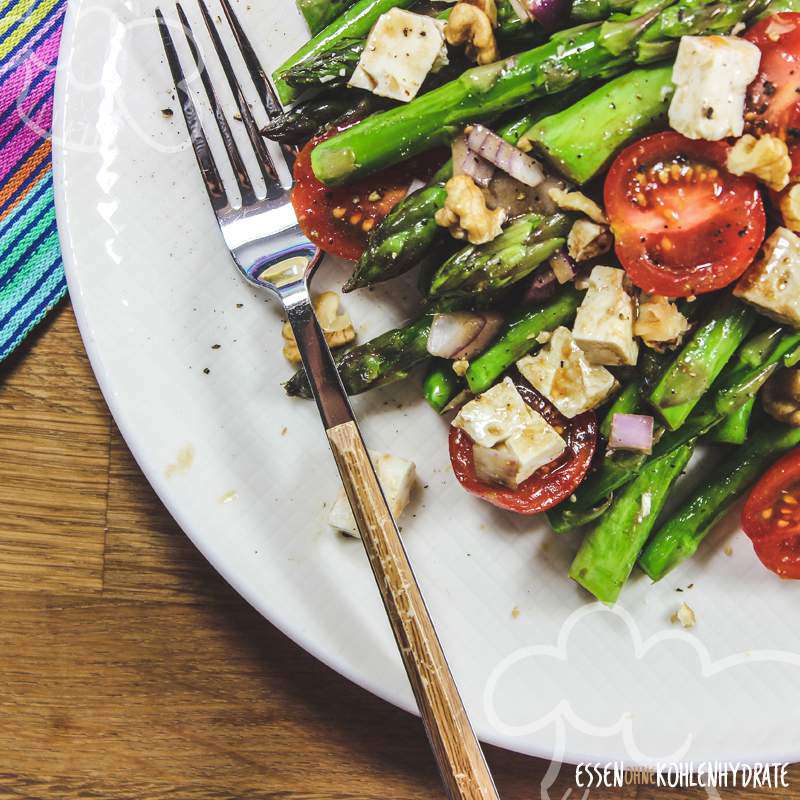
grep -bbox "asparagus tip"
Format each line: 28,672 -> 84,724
341,275 -> 359,293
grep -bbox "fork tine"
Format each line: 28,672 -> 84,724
216,0 -> 283,120
157,7 -> 228,212
217,0 -> 297,168
175,3 -> 256,206
194,0 -> 286,196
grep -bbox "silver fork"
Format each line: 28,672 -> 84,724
156,4 -> 500,798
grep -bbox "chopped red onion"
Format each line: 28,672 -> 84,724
609,414 -> 654,454
528,0 -> 572,31
453,135 -> 495,188
521,265 -> 557,304
467,125 -> 545,187
548,249 -> 576,284
405,178 -> 427,197
427,312 -> 504,360
508,0 -> 533,21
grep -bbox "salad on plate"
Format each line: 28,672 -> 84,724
269,0 -> 800,603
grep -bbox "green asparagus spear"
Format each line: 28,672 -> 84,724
550,329 -> 800,524
543,381 -> 647,535
599,381 -> 642,439
640,421 -> 800,581
465,286 -> 584,395
711,400 -> 755,444
522,64 -> 674,184
343,120 -> 535,295
286,214 -> 579,397
262,91 -> 388,145
423,360 -> 463,413
274,0 -> 416,105
709,325 -> 784,444
570,0 -> 639,21
284,297 -> 467,398
569,443 -> 694,604
289,0 -> 637,98
648,297 -> 755,431
547,495 -> 616,533
311,0 -> 769,184
428,213 -> 570,298
637,298 -> 711,389
345,91 -> 586,292
298,0 -> 359,35
344,163 -> 451,293
278,38 -> 365,94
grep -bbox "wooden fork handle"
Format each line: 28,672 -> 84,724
327,420 -> 500,800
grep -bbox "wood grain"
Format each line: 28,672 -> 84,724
0,301 -> 798,800
327,420 -> 498,800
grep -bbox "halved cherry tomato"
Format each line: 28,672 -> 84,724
292,121 -> 444,261
745,13 -> 800,180
604,131 -> 766,297
449,374 -> 597,514
742,448 -> 800,579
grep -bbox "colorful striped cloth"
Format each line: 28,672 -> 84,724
0,0 -> 67,364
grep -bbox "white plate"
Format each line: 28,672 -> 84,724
53,0 -> 800,767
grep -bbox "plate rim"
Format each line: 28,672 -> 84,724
50,0 -> 800,769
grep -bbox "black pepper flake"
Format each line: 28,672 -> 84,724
738,227 -> 748,237
764,80 -> 776,96
161,108 -> 174,117
704,107 -> 714,119
203,367 -> 210,374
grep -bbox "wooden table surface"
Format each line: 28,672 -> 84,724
1,302 -> 797,800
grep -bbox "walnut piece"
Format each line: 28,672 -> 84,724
282,291 -> 355,364
726,133 -> 792,191
567,219 -> 612,261
780,184 -> 800,232
547,187 -> 607,224
762,368 -> 800,427
452,358 -> 470,377
445,3 -> 499,65
462,0 -> 498,25
435,174 -> 506,244
671,602 -> 696,629
634,294 -> 691,351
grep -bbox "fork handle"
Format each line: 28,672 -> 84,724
326,421 -> 501,800
287,296 -> 499,800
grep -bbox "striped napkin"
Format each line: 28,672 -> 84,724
0,0 -> 67,364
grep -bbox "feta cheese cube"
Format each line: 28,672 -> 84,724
517,327 -> 618,418
452,377 -> 566,488
452,377 -> 530,448
348,9 -> 448,102
472,409 -> 566,489
572,266 -> 639,366
668,35 -> 761,141
734,227 -> 800,327
328,451 -> 416,537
